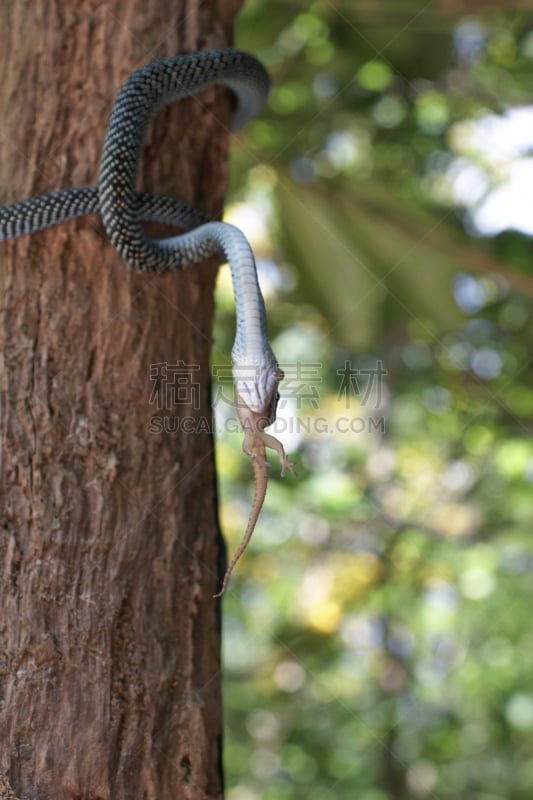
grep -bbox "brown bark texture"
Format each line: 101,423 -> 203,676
0,1 -> 242,798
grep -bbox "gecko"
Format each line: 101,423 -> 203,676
213,363 -> 295,598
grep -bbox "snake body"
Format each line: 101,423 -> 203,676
0,49 -> 272,382
0,49 -> 293,593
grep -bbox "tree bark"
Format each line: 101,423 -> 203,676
0,1 -> 241,797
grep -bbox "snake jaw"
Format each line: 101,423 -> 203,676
232,349 -> 281,421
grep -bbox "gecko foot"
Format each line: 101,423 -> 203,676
280,458 -> 297,478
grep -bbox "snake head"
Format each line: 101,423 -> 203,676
232,348 -> 283,426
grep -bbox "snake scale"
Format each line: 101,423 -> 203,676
0,48 -> 294,596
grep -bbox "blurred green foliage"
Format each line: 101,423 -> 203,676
214,2 -> 533,798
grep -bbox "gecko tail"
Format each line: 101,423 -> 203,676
213,457 -> 268,598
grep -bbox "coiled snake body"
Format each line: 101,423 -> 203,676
0,48 -> 294,595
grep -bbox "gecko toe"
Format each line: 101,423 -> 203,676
280,460 -> 297,478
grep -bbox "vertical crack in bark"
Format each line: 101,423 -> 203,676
27,263 -> 41,515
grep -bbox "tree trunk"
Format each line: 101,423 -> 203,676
0,2 -> 241,797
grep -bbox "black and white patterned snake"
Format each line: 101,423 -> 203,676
0,48 -> 294,595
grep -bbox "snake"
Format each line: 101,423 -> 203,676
0,48 -> 294,595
